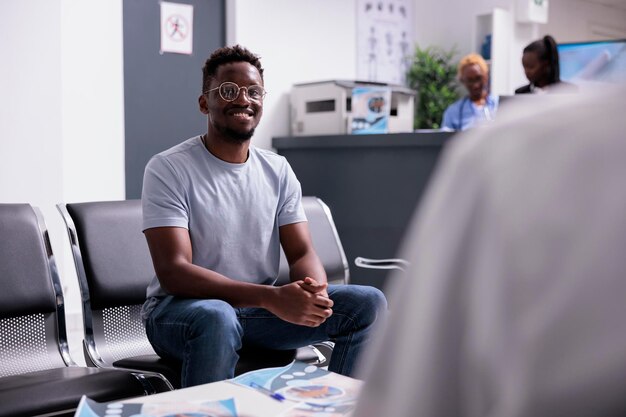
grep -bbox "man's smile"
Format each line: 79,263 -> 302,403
226,108 -> 254,120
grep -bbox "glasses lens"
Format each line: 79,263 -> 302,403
247,85 -> 265,101
219,82 -> 239,101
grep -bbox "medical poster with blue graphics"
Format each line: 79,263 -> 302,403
73,395 -> 237,417
350,86 -> 391,135
232,361 -> 363,416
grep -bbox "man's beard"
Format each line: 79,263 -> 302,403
215,124 -> 255,144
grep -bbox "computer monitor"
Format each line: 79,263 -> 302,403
558,39 -> 626,87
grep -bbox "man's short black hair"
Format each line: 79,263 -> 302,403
202,45 -> 264,93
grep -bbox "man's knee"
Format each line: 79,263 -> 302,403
357,286 -> 387,324
186,299 -> 242,338
332,285 -> 388,325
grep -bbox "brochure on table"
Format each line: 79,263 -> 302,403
74,396 -> 237,417
233,360 -> 363,416
74,361 -> 363,417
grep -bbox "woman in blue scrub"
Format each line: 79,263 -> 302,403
441,53 -> 498,131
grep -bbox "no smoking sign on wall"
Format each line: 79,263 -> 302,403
160,1 -> 194,55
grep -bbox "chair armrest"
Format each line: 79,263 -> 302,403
87,364 -> 175,393
354,257 -> 409,271
131,369 -> 176,393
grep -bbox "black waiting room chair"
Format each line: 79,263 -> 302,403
277,196 -> 349,286
57,197 -> 349,389
0,204 -> 168,417
58,200 -> 183,388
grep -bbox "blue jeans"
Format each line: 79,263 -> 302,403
144,284 -> 387,387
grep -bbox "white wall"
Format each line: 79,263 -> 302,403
0,0 -> 63,205
0,0 -> 125,352
61,0 -> 125,205
543,0 -> 626,41
413,0 -> 511,54
0,0 -> 64,296
227,0 -> 359,150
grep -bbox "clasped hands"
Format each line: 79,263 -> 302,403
270,277 -> 334,327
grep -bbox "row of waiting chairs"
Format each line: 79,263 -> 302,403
0,197 -> 351,416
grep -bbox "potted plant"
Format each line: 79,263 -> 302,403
406,45 -> 459,130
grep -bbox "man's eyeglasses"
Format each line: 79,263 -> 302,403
205,82 -> 266,103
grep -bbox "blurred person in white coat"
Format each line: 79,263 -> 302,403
354,84 -> 626,417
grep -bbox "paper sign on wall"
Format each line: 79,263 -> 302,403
516,0 -> 549,24
160,1 -> 194,55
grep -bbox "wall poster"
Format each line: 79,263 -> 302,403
356,0 -> 414,85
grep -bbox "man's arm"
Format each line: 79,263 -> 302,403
144,226 -> 269,304
279,221 -> 327,285
279,221 -> 332,301
144,226 -> 332,326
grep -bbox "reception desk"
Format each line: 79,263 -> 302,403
273,131 -> 455,293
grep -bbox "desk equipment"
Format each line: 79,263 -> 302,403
290,80 -> 415,136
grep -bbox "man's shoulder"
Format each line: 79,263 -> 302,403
251,145 -> 282,159
251,146 -> 288,167
156,136 -> 201,159
147,136 -> 202,169
249,146 -> 297,184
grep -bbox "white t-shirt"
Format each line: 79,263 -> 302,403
142,136 -> 306,299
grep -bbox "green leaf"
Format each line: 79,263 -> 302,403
407,44 -> 460,129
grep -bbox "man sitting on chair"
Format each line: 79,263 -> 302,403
140,45 -> 387,388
